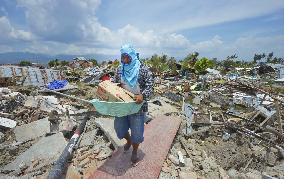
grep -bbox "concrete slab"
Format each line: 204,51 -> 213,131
3,133 -> 67,171
0,174 -> 28,179
148,97 -> 179,118
24,95 -> 65,114
14,118 -> 50,142
0,117 -> 17,129
95,118 -> 125,149
24,96 -> 39,108
88,115 -> 181,179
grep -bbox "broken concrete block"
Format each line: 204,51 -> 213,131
256,106 -> 276,118
77,151 -> 93,162
78,157 -> 90,168
95,148 -> 112,160
3,133 -> 67,171
14,118 -> 50,142
179,171 -> 198,179
94,118 -> 125,149
59,119 -> 76,131
227,168 -> 239,179
161,166 -> 171,173
0,117 -> 17,129
24,96 -> 39,108
148,97 -> 179,117
178,151 -> 185,166
168,154 -> 179,165
19,161 -> 28,171
244,170 -> 262,179
184,158 -> 194,169
24,95 -> 65,114
0,87 -> 11,94
0,132 -> 4,143
192,96 -> 201,105
79,129 -> 98,147
59,119 -> 77,139
266,151 -> 277,167
219,167 -> 230,179
210,102 -> 221,108
40,96 -> 65,113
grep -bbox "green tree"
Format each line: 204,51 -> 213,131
89,59 -> 98,66
271,57 -> 284,64
167,57 -> 178,75
19,60 -> 32,66
48,60 -> 55,68
226,54 -> 238,60
194,57 -> 214,74
112,59 -> 120,68
267,52 -> 273,63
48,59 -> 60,68
161,54 -> 168,64
222,59 -> 235,70
61,60 -> 69,66
253,53 -> 266,63
146,54 -> 169,75
181,52 -> 199,70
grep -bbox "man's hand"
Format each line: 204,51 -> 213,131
134,94 -> 143,104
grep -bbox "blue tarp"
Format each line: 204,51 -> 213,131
47,80 -> 68,90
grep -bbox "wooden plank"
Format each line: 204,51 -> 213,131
88,116 -> 181,179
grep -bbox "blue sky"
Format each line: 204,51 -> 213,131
0,0 -> 284,61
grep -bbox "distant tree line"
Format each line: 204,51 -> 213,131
48,59 -> 69,68
19,60 -> 32,66
21,52 -> 283,75
253,52 -> 283,64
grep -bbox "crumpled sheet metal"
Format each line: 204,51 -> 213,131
0,66 -> 63,87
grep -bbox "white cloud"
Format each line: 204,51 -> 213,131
0,16 -> 34,43
0,0 -> 283,61
15,0 -> 192,50
192,35 -> 223,51
16,0 -> 101,42
165,0 -> 284,32
99,0 -> 284,33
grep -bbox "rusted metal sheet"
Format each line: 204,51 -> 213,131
0,66 -> 63,87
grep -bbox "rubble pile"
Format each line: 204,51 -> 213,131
0,85 -> 113,178
1,61 -> 284,179
155,74 -> 284,178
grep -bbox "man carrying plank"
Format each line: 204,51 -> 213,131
114,44 -> 154,164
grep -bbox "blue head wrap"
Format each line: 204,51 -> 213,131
120,44 -> 141,88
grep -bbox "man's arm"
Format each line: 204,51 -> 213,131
141,66 -> 154,100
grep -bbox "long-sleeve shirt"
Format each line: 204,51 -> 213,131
115,63 -> 154,112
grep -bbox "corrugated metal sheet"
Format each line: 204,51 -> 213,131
0,66 -> 63,87
1,67 -> 13,77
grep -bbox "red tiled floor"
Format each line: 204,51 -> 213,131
88,115 -> 181,179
